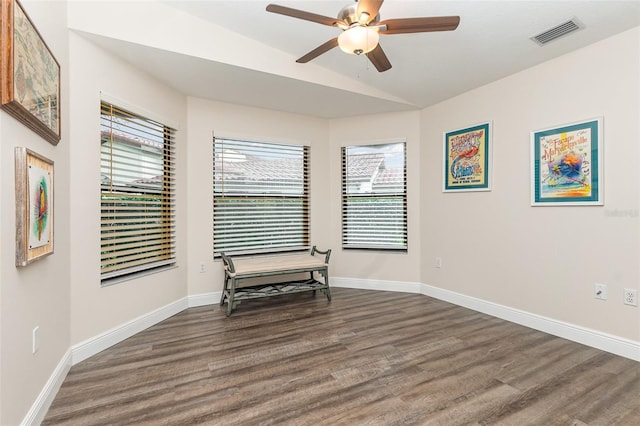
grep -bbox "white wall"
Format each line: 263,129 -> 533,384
186,97 -> 331,297
67,33 -> 188,345
421,27 -> 640,341
329,111 -> 422,284
0,1 -> 70,424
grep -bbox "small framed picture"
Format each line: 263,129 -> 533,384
443,122 -> 491,192
15,147 -> 54,266
531,118 -> 603,206
1,0 -> 61,145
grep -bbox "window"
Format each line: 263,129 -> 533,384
341,142 -> 407,250
213,137 -> 309,256
100,101 -> 176,283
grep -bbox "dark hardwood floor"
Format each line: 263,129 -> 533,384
43,288 -> 640,425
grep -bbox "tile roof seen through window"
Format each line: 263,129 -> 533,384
347,153 -> 385,179
218,158 -> 302,182
216,152 -> 403,188
373,168 -> 404,189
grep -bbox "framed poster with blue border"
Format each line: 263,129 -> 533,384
531,118 -> 603,206
443,122 -> 491,192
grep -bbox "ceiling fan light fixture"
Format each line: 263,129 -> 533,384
338,26 -> 379,55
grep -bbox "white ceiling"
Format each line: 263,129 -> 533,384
72,0 -> 640,118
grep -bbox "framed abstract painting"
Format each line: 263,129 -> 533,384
15,147 -> 54,266
531,118 -> 603,206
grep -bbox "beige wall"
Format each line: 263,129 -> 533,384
186,97 -> 331,296
420,27 -> 640,341
0,1 -> 71,424
67,33 -> 188,345
328,112 -> 422,283
185,102 -> 423,292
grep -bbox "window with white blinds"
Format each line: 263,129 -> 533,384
341,142 -> 407,251
100,101 -> 176,283
213,137 -> 309,256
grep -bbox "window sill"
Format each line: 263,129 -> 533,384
101,264 -> 178,287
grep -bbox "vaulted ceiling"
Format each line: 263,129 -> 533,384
68,1 -> 640,118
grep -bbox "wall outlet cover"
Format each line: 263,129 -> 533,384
623,288 -> 637,306
594,283 -> 607,300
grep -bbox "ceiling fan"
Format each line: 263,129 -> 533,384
266,0 -> 460,72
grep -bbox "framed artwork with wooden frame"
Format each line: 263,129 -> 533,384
15,147 -> 54,266
1,0 -> 61,145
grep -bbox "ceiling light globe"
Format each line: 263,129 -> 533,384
338,26 -> 379,55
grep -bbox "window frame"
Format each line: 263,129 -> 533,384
100,100 -> 177,285
341,141 -> 408,252
213,137 -> 310,257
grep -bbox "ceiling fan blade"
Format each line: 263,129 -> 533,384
379,16 -> 460,34
357,0 -> 384,24
266,4 -> 345,28
366,44 -> 392,72
296,38 -> 339,63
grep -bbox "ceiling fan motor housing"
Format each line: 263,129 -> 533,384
338,3 -> 379,26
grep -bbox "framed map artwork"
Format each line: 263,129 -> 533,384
1,0 -> 61,145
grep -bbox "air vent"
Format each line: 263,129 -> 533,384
531,19 -> 582,46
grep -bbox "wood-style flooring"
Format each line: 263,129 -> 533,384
43,288 -> 640,425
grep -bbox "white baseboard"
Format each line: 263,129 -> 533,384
188,291 -> 221,307
332,277 -> 421,294
26,298 -> 190,424
71,297 -> 188,365
69,293 -> 223,366
21,349 -> 72,426
334,277 -> 640,362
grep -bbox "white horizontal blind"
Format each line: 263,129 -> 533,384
213,137 -> 309,255
100,101 -> 176,281
342,142 -> 407,250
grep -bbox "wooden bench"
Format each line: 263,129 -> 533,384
220,246 -> 331,316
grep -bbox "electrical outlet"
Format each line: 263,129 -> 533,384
594,283 -> 607,300
623,289 -> 637,306
435,257 -> 442,268
32,326 -> 39,354
199,262 -> 206,273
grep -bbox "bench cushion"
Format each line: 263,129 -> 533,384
226,253 -> 327,277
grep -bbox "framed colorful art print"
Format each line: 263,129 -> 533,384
1,0 -> 61,145
531,118 -> 603,206
443,122 -> 491,192
15,147 -> 54,266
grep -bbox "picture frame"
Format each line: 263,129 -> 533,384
531,117 -> 603,206
443,122 -> 491,192
1,0 -> 61,145
15,147 -> 54,266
